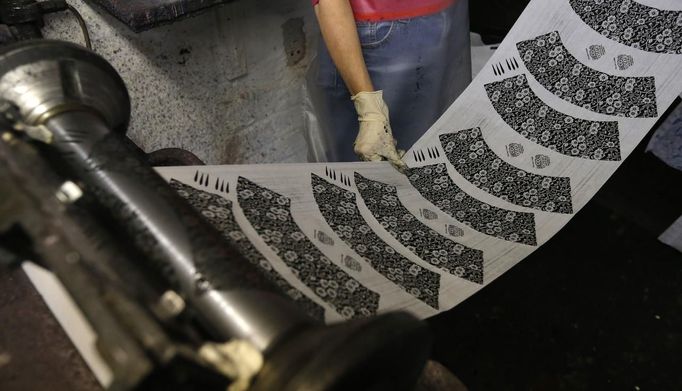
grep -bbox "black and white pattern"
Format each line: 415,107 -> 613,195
407,164 -> 537,245
492,61 -> 507,76
343,255 -> 362,272
447,225 -> 465,237
533,154 -> 552,169
316,230 -> 335,245
587,44 -> 606,60
413,147 -> 442,163
354,173 -> 484,284
570,0 -> 682,55
486,74 -> 621,161
507,143 -> 525,157
440,129 -> 574,214
237,177 -> 380,319
517,31 -> 658,118
421,209 -> 439,220
615,54 -> 634,70
311,174 -> 441,309
169,180 -> 326,320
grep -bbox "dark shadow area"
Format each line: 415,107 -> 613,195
470,0 -> 530,44
429,135 -> 682,390
0,268 -> 102,391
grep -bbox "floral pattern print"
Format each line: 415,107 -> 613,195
440,128 -> 574,214
354,173 -> 484,284
311,174 -> 441,309
407,164 -> 537,246
570,0 -> 682,54
517,31 -> 658,118
170,180 -> 326,320
237,176 -> 380,319
486,74 -> 621,161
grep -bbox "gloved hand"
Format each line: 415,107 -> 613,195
351,90 -> 407,172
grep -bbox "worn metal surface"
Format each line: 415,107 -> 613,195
88,0 -> 236,32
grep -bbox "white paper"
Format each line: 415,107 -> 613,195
157,0 -> 682,323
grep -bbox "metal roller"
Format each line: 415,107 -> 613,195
0,39 -> 432,390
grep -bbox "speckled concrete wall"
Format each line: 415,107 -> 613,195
43,0 -> 316,164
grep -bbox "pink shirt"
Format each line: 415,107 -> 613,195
311,0 -> 456,21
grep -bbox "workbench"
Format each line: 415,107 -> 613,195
89,0 -> 234,31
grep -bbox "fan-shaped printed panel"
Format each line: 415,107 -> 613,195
485,74 -> 621,160
171,179 -> 326,320
355,173 -> 484,284
517,31 -> 658,117
237,177 -> 380,319
440,129 -> 573,214
407,164 -> 537,246
312,174 -> 441,309
570,0 -> 682,54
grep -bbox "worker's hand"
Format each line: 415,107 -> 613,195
352,90 -> 407,172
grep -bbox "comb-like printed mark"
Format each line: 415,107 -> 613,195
355,173 -> 484,284
414,147 -> 441,163
237,177 -> 380,319
193,170 -> 211,187
170,180 -> 325,320
407,164 -> 537,245
325,167 -> 352,186
312,174 -> 441,309
440,128 -> 573,214
193,170 -> 230,193
486,74 -> 621,161
517,31 -> 658,118
413,149 -> 426,162
341,173 -> 352,187
570,0 -> 682,55
492,61 -> 506,76
506,57 -> 520,71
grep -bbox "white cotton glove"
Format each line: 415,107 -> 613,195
351,90 -> 407,172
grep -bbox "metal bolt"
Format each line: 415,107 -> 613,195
1,132 -> 13,142
55,181 -> 83,204
159,290 -> 186,317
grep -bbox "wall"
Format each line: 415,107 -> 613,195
43,0 -> 317,164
